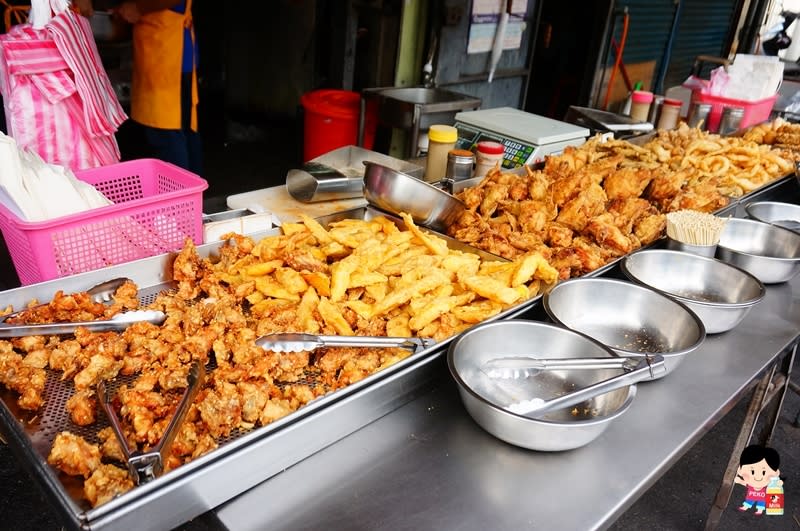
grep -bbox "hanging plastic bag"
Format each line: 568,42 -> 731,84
0,0 -> 127,171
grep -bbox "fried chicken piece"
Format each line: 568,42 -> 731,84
258,397 -> 294,425
550,173 -> 591,207
48,432 -> 101,478
196,380 -> 243,438
48,339 -> 85,380
237,381 -> 270,424
526,169 -> 550,200
584,213 -> 633,255
84,464 -> 134,507
646,168 -> 689,205
22,348 -> 49,369
543,222 -> 574,248
634,213 -> 667,244
607,197 -> 653,233
118,385 -> 171,441
556,183 -> 608,231
97,427 -> 129,463
571,236 -> 612,274
12,335 -> 45,352
603,167 -> 653,200
66,390 -> 97,426
73,354 -> 124,391
479,183 -> 510,218
0,351 -> 46,410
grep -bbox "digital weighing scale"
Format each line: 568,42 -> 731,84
454,107 -> 590,169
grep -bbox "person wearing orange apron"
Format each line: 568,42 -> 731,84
115,0 -> 201,174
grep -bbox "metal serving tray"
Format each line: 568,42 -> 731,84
0,208 -> 543,531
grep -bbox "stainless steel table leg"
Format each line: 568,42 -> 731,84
758,342 -> 796,444
704,366 -> 774,531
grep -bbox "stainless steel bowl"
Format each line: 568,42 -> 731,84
447,320 -> 636,451
744,201 -> 800,233
362,162 -> 466,232
621,250 -> 764,334
543,278 -> 705,378
716,218 -> 800,284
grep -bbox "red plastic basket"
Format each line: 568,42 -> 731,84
689,91 -> 778,133
0,159 -> 208,285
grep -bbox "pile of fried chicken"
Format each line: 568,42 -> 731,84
449,126 -> 793,278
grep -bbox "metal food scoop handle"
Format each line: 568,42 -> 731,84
482,355 -> 648,379
0,310 -> 166,338
98,361 -> 205,485
256,333 -> 436,353
506,355 -> 666,418
0,277 -> 131,324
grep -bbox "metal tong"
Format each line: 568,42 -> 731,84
504,355 -> 666,418
97,361 -> 205,485
256,333 -> 436,353
0,310 -> 166,338
482,355 -> 651,379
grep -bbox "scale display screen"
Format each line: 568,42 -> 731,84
455,125 -> 536,169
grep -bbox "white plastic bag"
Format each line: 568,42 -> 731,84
29,0 -> 71,29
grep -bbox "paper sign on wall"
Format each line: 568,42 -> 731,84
467,0 -> 528,54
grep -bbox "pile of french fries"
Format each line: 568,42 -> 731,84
213,213 -> 559,341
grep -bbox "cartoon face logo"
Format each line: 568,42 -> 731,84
738,457 -> 777,490
735,445 -> 783,516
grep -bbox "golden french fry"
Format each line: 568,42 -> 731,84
409,293 -> 474,331
297,287 -> 320,334
274,267 -> 309,293
344,300 -> 372,320
441,253 -> 480,276
512,252 -> 558,286
300,213 -> 334,244
246,291 -> 265,305
301,271 -> 331,297
245,259 -> 283,277
255,277 -> 301,302
321,241 -> 349,258
364,282 -> 387,302
386,313 -> 411,337
461,275 -> 522,305
280,222 -> 308,236
370,271 -> 449,317
399,212 -> 448,255
349,271 -> 388,288
317,297 -> 354,335
330,256 -> 359,302
451,301 -> 503,323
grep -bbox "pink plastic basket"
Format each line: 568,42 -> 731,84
0,159 -> 208,285
689,91 -> 778,133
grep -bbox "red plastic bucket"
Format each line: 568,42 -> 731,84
300,89 -> 376,162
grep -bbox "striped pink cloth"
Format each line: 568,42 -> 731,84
0,11 -> 126,170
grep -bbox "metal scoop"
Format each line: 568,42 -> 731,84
256,333 -> 436,353
505,355 -> 665,418
0,277 -> 131,323
97,361 -> 205,485
0,309 -> 166,338
482,355 -> 648,379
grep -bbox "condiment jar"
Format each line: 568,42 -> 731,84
474,140 -> 505,178
629,90 -> 653,122
424,125 -> 458,182
718,106 -> 745,135
445,149 -> 475,183
686,102 -> 712,130
656,98 -> 682,130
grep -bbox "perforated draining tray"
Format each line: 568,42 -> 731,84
0,208 -> 544,531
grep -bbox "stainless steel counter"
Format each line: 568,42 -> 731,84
212,277 -> 800,531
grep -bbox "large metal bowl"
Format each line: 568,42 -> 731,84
543,278 -> 705,379
447,320 -> 636,451
621,250 -> 765,334
362,161 -> 466,232
716,218 -> 800,284
744,201 -> 800,233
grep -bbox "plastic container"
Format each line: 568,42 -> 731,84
630,90 -> 654,122
300,89 -> 376,162
446,149 -> 475,183
0,159 -> 208,285
656,98 -> 682,130
424,125 -> 458,182
688,91 -> 778,133
474,140 -> 505,178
